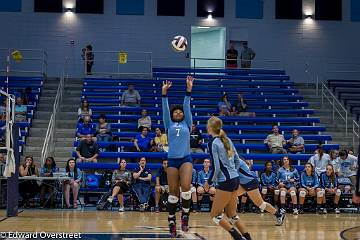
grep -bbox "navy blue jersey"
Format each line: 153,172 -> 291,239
320,172 -> 337,189
156,167 -> 168,186
133,166 -> 151,185
162,94 -> 192,159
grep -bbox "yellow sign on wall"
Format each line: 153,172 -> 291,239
11,50 -> 23,63
119,52 -> 127,64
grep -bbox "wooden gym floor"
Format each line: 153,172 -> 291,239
0,209 -> 359,240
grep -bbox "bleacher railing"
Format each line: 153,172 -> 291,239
353,120 -> 359,150
317,77 -> 348,136
41,58 -> 68,165
84,50 -> 152,78
0,48 -> 47,76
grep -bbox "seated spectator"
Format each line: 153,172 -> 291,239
190,123 -> 203,154
40,157 -> 57,208
329,149 -> 340,174
23,87 -> 36,105
298,163 -> 322,214
320,164 -> 341,214
217,93 -> 231,115
15,97 -> 27,122
219,105 -> 230,116
77,99 -> 92,122
338,149 -> 358,187
76,134 -> 99,163
153,128 -> 168,152
234,93 -> 256,117
308,145 -> 330,176
19,156 -> 39,208
287,129 -> 305,154
138,109 -> 151,130
63,158 -> 82,209
155,159 -> 168,213
96,114 -> 112,142
132,157 -> 152,211
0,98 -> 7,120
277,156 -> 299,215
134,126 -> 153,152
260,161 -> 279,205
196,159 -> 215,211
264,125 -> 287,154
121,84 -> 141,107
76,115 -> 96,140
107,159 -> 132,212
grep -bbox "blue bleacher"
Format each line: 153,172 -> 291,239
75,68 -> 336,172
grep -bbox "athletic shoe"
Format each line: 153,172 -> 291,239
242,232 -> 252,240
293,208 -> 299,215
139,204 -> 145,212
107,196 -> 113,203
181,213 -> 189,232
298,208 -> 304,214
316,208 -> 323,214
275,212 -> 285,226
280,208 -> 286,214
168,222 -> 177,239
322,208 -> 327,214
335,208 -> 340,214
118,206 -> 125,212
155,206 -> 160,213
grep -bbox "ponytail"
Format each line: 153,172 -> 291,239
219,129 -> 234,158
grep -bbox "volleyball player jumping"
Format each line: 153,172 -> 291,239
162,76 -> 194,238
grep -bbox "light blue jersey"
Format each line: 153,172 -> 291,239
277,167 -> 299,188
300,171 -> 320,188
162,94 -> 192,159
260,172 -> 277,187
320,172 -> 337,189
208,137 -> 240,184
197,169 -> 213,186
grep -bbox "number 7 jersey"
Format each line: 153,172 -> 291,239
162,93 -> 192,159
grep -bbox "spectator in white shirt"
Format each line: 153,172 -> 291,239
308,145 -> 330,176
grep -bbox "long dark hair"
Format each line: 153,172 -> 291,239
317,144 -> 324,160
281,156 -> 294,171
304,163 -> 315,176
326,164 -> 336,183
65,158 -> 79,179
43,156 -> 56,169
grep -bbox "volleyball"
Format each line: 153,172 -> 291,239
171,35 -> 187,52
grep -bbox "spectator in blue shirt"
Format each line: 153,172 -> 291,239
217,93 -> 231,116
286,129 -> 305,154
14,97 -> 27,122
196,159 -> 216,211
298,163 -> 322,214
320,164 -> 341,214
63,158 -> 82,209
76,115 -> 96,140
134,126 -> 153,152
260,161 -> 279,205
40,157 -> 57,208
155,159 -> 168,213
132,157 -> 152,211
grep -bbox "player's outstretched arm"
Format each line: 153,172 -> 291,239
184,75 -> 193,127
162,80 -> 172,129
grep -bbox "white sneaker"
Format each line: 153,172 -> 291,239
118,206 -> 125,212
323,208 -> 327,214
280,208 -> 286,214
107,196 -> 113,203
335,208 -> 340,214
293,208 -> 299,215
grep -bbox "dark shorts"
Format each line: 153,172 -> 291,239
240,179 -> 259,192
114,182 -> 129,193
217,178 -> 240,192
168,155 -> 193,169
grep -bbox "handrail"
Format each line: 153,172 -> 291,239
41,58 -> 68,165
319,78 -> 348,135
353,120 -> 359,151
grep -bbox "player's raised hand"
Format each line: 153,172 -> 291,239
186,75 -> 194,92
162,80 -> 172,95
